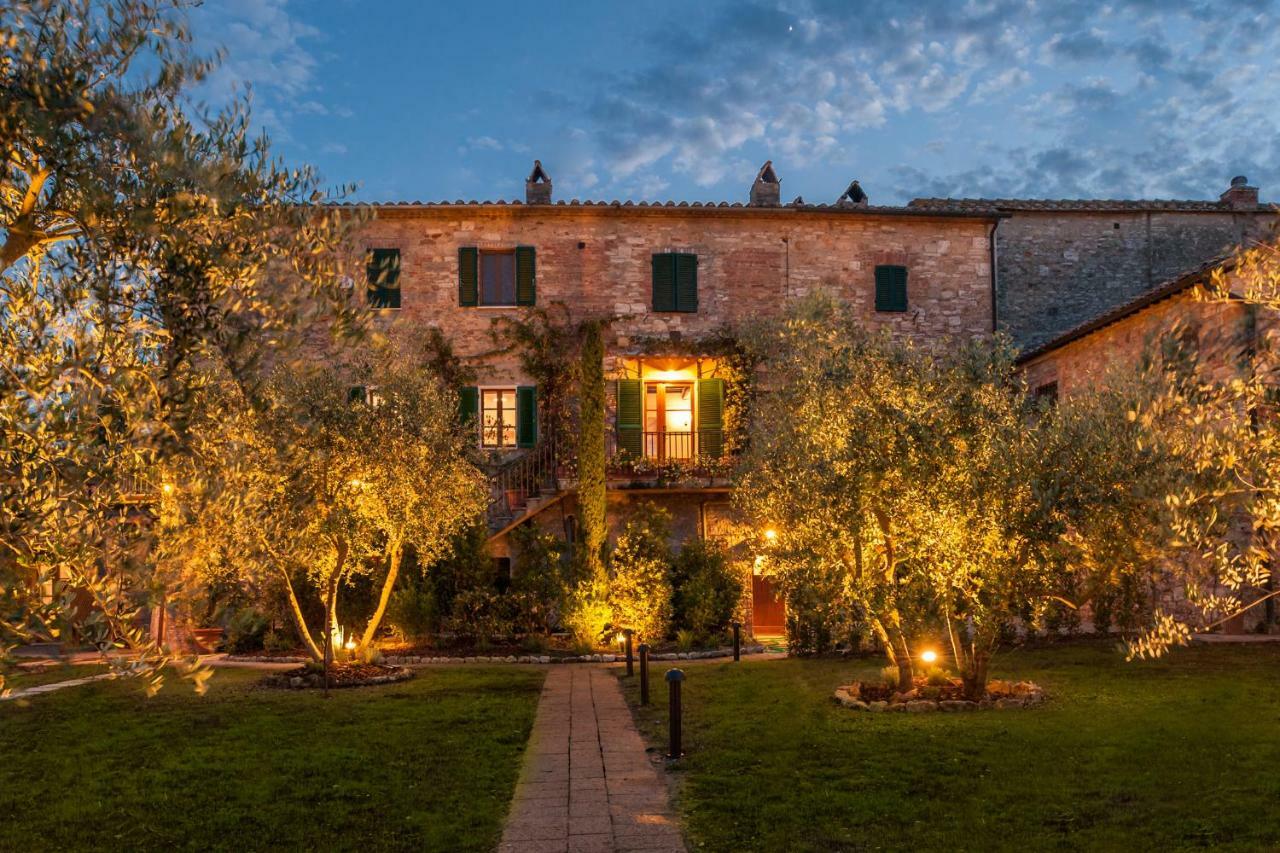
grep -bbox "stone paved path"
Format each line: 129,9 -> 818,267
500,666 -> 685,853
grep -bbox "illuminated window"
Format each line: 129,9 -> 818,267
481,388 -> 518,448
643,382 -> 694,459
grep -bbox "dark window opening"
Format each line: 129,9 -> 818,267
494,557 -> 511,594
366,248 -> 401,309
1034,381 -> 1059,405
480,250 -> 517,306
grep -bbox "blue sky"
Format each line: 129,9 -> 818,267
189,0 -> 1279,205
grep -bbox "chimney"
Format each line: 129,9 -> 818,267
1220,175 -> 1258,209
839,179 -> 868,207
526,160 -> 552,204
750,160 -> 780,206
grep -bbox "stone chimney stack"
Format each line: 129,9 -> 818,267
749,160 -> 780,206
1220,175 -> 1258,209
526,160 -> 552,204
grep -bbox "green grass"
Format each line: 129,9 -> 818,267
2,663 -> 109,691
618,642 -> 1280,852
0,666 -> 544,852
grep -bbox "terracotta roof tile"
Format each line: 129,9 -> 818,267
909,197 -> 1271,213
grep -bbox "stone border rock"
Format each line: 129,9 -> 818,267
228,644 -> 768,666
833,680 -> 1045,712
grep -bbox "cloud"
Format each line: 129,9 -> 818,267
186,0 -> 324,140
554,0 -> 1280,202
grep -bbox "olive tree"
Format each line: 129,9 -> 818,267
737,293 -> 1158,697
1124,239 -> 1280,658
172,355 -> 487,667
1,0 -> 363,693
736,294 -> 933,689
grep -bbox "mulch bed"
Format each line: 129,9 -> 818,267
262,664 -> 413,690
835,677 -> 1046,712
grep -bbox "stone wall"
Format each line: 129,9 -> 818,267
1019,285 -> 1252,396
355,205 -> 996,384
998,210 -> 1271,349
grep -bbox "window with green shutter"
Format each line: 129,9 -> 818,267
696,378 -> 724,458
515,246 -> 536,306
458,385 -> 479,432
652,252 -> 698,313
616,379 -> 642,457
874,265 -> 908,312
366,249 -> 401,309
459,247 -> 479,306
516,386 -> 538,448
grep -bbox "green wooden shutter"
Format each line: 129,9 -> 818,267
458,386 -> 479,431
696,378 -> 724,458
515,246 -> 536,306
616,379 -> 642,457
652,253 -> 676,312
675,253 -> 698,313
874,265 -> 908,312
458,247 -> 479,306
516,386 -> 537,448
366,249 -> 401,308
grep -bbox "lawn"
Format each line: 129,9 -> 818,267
618,642 -> 1280,852
0,665 -> 544,852
2,662 -> 110,692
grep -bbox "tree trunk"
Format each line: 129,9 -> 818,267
279,567 -> 323,662
322,540 -> 349,697
871,612 -> 915,692
960,648 -> 990,701
358,537 -> 403,653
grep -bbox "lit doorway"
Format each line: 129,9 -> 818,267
643,382 -> 694,459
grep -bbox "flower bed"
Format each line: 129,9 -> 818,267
262,663 -> 413,689
833,678 -> 1045,712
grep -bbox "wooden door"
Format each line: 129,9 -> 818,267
751,575 -> 786,636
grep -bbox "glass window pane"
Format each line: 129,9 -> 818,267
481,252 -> 516,305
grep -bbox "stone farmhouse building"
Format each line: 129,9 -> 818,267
349,162 -> 1273,636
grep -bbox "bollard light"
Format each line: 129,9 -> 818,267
624,628 -> 634,677
666,668 -> 685,759
638,643 -> 650,705
732,621 -> 742,662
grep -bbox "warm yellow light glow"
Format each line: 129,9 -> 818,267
764,528 -> 778,541
645,368 -> 696,382
348,478 -> 363,488
920,649 -> 938,664
161,482 -> 175,495
615,633 -> 626,645
344,639 -> 356,651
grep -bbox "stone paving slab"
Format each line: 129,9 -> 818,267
501,666 -> 685,853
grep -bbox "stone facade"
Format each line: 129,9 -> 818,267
358,202 -> 997,387
909,178 -> 1275,351
996,208 -> 1265,350
1018,285 -> 1251,396
345,174 -> 997,637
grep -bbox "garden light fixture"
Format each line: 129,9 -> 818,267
920,649 -> 938,664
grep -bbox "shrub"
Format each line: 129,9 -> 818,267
510,525 -> 570,634
608,503 -> 674,643
671,538 -> 740,641
779,561 -> 852,655
224,607 -> 269,653
564,578 -> 611,649
385,570 -> 440,642
444,589 -> 514,642
675,628 -> 696,652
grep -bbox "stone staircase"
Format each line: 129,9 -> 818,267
486,438 -> 563,539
